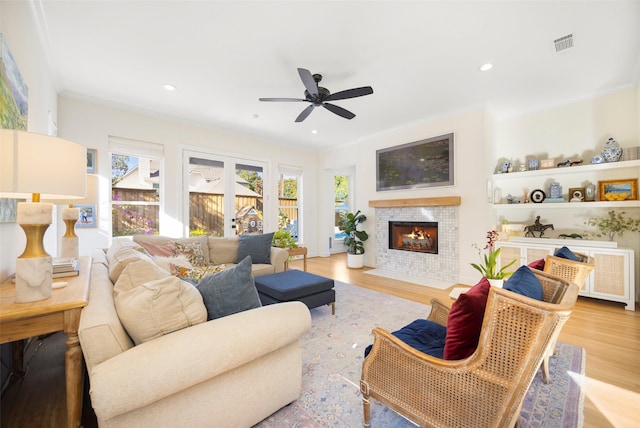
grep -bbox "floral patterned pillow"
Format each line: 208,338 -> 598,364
174,241 -> 207,267
170,263 -> 226,283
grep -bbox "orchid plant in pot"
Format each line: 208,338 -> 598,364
471,230 -> 517,287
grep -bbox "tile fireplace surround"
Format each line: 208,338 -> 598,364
369,197 -> 460,284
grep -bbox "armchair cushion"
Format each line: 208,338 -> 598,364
364,319 -> 446,359
235,232 -> 274,264
528,258 -> 546,270
197,256 -> 262,320
554,246 -> 578,261
443,277 -> 490,360
504,265 -> 543,301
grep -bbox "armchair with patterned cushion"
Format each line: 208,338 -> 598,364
360,269 -> 579,428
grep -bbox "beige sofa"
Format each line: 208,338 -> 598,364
79,238 -> 311,427
131,234 -> 289,277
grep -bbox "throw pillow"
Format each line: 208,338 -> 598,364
153,255 -> 193,273
528,258 -> 546,270
138,240 -> 176,257
443,277 -> 490,360
504,265 -> 544,301
108,248 -> 154,284
106,237 -> 145,264
196,256 -> 261,320
114,259 -> 170,296
364,319 -> 446,359
235,232 -> 274,264
170,263 -> 226,283
554,246 -> 579,261
174,241 -> 207,267
114,275 -> 207,345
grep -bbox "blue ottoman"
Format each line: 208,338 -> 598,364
254,269 -> 336,314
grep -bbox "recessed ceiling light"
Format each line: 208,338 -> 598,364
311,129 -> 318,134
479,63 -> 493,72
163,84 -> 176,91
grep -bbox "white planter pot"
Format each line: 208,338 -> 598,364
347,253 -> 365,269
488,278 -> 504,288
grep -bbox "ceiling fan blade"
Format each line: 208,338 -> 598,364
259,97 -> 307,102
323,103 -> 356,120
295,104 -> 315,122
325,86 -> 374,101
297,68 -> 318,97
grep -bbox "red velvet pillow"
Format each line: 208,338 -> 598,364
443,277 -> 490,360
528,258 -> 546,271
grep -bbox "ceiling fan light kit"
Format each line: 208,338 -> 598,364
259,68 -> 373,122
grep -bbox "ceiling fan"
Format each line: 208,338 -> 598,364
259,68 -> 374,122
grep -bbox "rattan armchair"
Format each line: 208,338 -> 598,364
539,252 -> 594,383
360,270 -> 579,428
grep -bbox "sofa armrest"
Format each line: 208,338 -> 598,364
270,246 -> 289,273
88,301 -> 311,420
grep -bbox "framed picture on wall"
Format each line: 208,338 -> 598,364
87,148 -> 97,173
75,204 -> 96,228
376,133 -> 454,191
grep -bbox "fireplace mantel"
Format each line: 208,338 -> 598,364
368,196 -> 461,208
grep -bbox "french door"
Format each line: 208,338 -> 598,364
183,150 -> 267,237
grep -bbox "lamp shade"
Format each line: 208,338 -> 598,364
0,129 -> 86,200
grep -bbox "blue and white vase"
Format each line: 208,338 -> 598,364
549,182 -> 562,199
601,137 -> 622,162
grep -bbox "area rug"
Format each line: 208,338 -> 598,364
255,281 -> 585,428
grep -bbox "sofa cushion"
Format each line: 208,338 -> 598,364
174,241 -> 207,267
235,232 -> 274,264
196,256 -> 262,320
106,237 -> 145,264
114,275 -> 207,345
170,263 -> 226,283
153,255 -> 193,273
138,240 -> 176,257
208,237 -> 239,265
108,248 -> 154,284
443,277 -> 490,360
504,265 -> 544,301
114,259 -> 170,295
132,235 -> 211,264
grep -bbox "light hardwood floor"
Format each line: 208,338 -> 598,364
1,253 -> 639,427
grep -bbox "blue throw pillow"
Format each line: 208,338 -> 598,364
364,319 -> 446,359
235,232 -> 274,264
504,265 -> 544,301
554,246 -> 578,261
196,256 -> 261,320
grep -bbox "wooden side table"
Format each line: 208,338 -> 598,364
1,256 -> 91,428
285,246 -> 308,271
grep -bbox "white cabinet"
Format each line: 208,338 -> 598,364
496,239 -> 635,311
491,159 -> 640,209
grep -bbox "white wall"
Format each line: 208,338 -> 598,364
0,1 -> 59,282
57,96 -> 320,256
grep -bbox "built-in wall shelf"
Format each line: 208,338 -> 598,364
369,196 -> 461,208
492,159 -> 640,179
493,200 -> 640,209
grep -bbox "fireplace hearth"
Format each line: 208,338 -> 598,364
389,221 -> 438,254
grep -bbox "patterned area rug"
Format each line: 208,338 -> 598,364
255,281 -> 585,428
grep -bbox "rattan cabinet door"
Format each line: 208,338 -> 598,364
590,252 -> 629,298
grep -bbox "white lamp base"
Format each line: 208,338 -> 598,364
61,236 -> 79,259
15,256 -> 53,303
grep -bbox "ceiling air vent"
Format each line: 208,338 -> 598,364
553,34 -> 574,53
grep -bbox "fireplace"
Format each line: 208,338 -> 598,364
389,221 -> 438,254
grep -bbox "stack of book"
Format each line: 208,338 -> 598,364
53,258 -> 80,278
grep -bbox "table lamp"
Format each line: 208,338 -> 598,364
51,174 -> 98,258
0,129 -> 86,302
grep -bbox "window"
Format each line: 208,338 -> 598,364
110,137 -> 163,236
334,175 -> 349,240
278,165 -> 302,242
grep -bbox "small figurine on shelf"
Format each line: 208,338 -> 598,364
523,188 -> 530,203
524,216 -> 555,238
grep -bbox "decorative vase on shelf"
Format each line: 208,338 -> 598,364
601,137 -> 622,162
549,182 -> 562,199
487,278 -> 504,288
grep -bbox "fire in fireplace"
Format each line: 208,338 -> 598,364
389,221 -> 438,254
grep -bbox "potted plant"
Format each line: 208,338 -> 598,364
272,229 -> 298,249
584,210 -> 640,241
471,230 -> 517,287
338,210 -> 369,268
